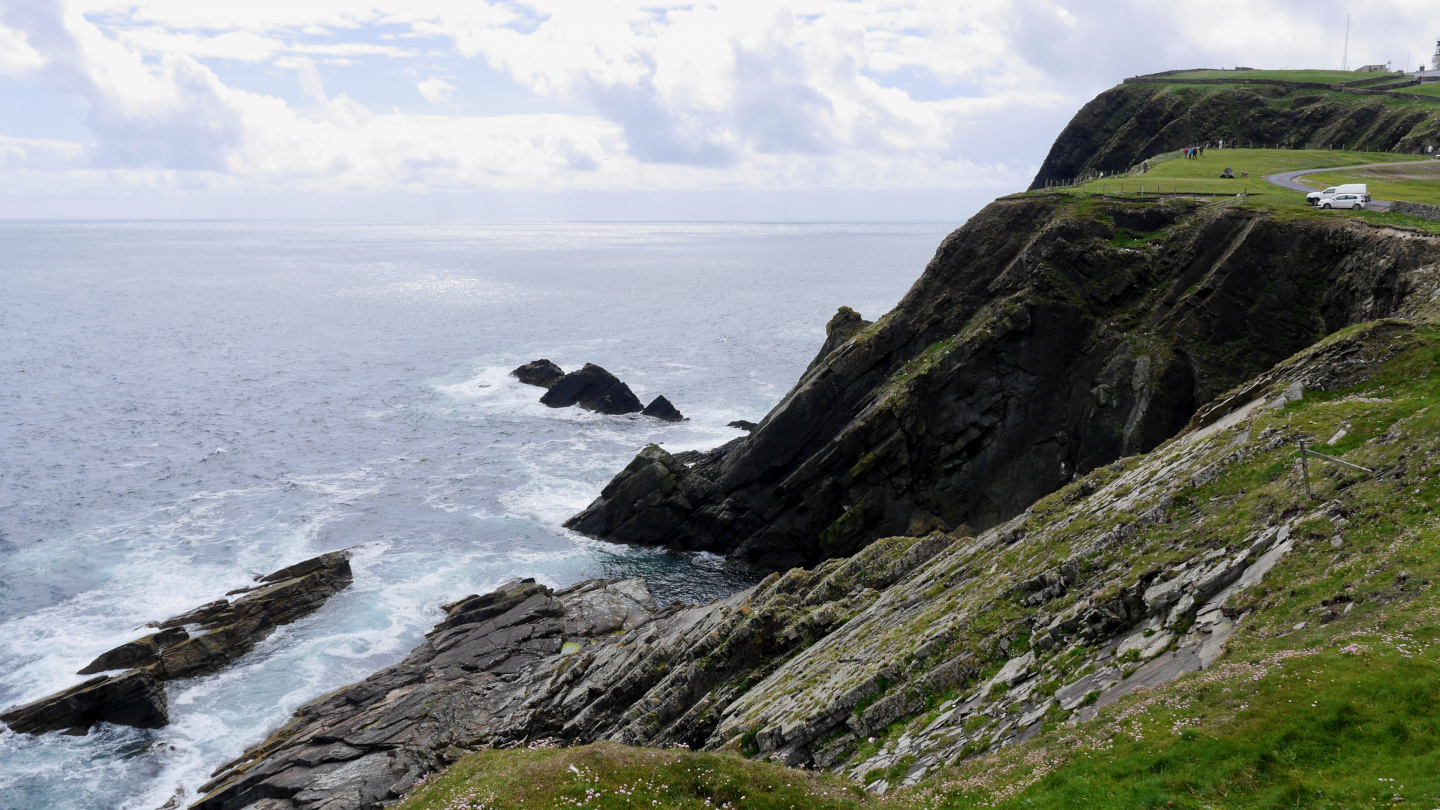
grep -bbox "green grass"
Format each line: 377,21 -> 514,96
913,648 -> 1440,809
1305,161 -> 1440,206
392,742 -> 876,810
1162,69 -> 1390,84
1402,82 -> 1440,98
393,330 -> 1440,810
1069,149 -> 1427,200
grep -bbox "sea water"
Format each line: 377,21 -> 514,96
0,220 -> 952,809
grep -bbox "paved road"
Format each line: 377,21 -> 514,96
1264,160 -> 1425,211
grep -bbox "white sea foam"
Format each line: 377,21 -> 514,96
0,220 -> 944,809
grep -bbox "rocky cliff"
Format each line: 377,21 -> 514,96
565,198 -> 1440,570
194,308 -> 1440,809
1029,80 -> 1440,189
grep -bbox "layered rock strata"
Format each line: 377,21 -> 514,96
566,200 -> 1440,570
0,551 -> 352,736
191,319 -> 1427,810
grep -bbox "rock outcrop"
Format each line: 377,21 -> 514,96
539,364 -> 645,415
727,420 -> 758,432
641,395 -> 685,422
192,534 -> 952,810
0,551 -> 352,736
511,359 -> 564,388
566,200 -> 1440,570
0,670 -> 169,735
195,317 -> 1439,807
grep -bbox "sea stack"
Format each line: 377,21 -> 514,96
641,395 -> 684,422
540,364 -> 644,415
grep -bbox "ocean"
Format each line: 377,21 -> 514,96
0,220 -> 952,809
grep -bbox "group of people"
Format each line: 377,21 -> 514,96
1184,145 -> 1205,159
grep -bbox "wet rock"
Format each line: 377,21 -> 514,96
191,534 -> 956,810
0,670 -> 168,735
77,627 -> 188,675
1,551 -> 352,736
512,359 -> 565,389
540,364 -> 644,415
562,444 -> 723,546
727,420 -> 758,431
641,395 -> 685,422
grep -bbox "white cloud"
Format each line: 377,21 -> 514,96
416,76 -> 455,102
0,0 -> 1435,217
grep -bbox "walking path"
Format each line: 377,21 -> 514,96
1264,160 -> 1424,211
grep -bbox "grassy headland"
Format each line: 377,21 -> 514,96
391,324 -> 1440,809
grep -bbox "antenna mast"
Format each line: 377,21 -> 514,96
1342,15 -> 1350,71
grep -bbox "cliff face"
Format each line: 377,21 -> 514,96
1028,81 -> 1440,189
566,199 -> 1440,570
195,313 -> 1440,810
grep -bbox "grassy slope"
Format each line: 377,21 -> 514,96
1408,83 -> 1440,98
1304,161 -> 1440,206
895,328 -> 1440,809
1070,149 -> 1426,199
393,742 -> 876,810
394,328 -> 1440,809
1164,70 -> 1375,84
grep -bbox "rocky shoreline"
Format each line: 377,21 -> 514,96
0,551 -> 352,736
188,316 -> 1428,809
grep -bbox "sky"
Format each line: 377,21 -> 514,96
0,0 -> 1435,220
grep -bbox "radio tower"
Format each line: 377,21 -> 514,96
1342,15 -> 1350,71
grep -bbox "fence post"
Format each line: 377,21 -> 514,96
1298,439 -> 1313,499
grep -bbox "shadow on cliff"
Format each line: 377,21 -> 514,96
566,198 -> 1440,570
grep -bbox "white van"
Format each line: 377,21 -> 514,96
1307,184 -> 1369,205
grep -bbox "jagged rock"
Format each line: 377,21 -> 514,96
190,317 -> 1425,806
0,670 -> 168,735
1,551 -> 352,736
562,444 -> 721,545
540,364 -> 644,415
568,199 -> 1440,571
191,535 -> 955,810
511,359 -> 565,388
77,627 -> 188,675
802,306 -> 872,377
727,420 -> 758,431
641,395 -> 684,422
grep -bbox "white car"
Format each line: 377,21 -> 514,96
1319,193 -> 1367,210
1307,183 -> 1368,205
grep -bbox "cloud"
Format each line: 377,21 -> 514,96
416,76 -> 455,102
0,0 -> 1435,217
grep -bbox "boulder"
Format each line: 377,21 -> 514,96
728,420 -> 758,431
1,551 -> 353,735
641,395 -> 685,422
0,670 -> 168,734
511,359 -> 565,389
540,364 -> 643,414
